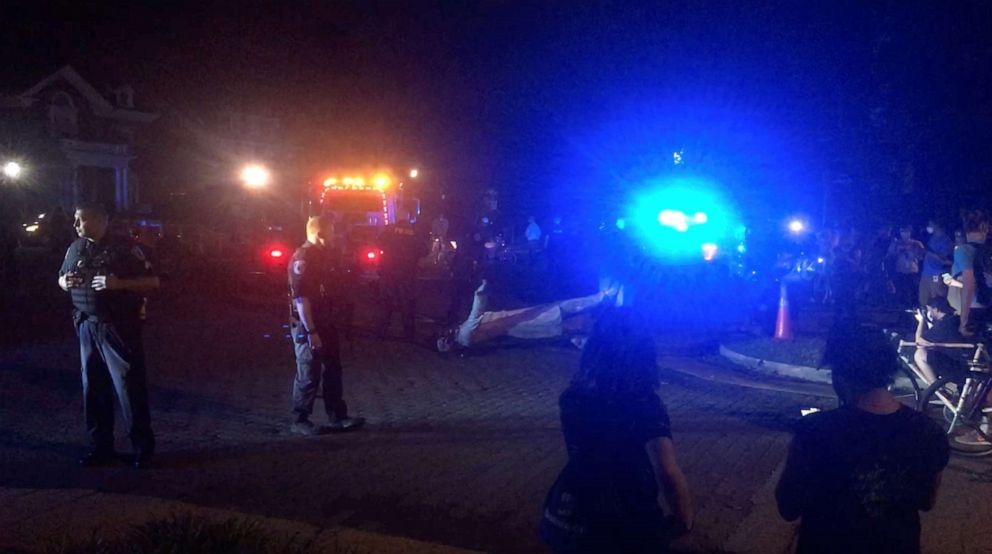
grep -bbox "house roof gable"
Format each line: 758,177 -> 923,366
19,65 -> 157,123
23,65 -> 115,112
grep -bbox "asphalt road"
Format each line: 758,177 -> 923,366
2,248 -> 991,553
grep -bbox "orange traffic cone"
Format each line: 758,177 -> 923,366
774,283 -> 793,341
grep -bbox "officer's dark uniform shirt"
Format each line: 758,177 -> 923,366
288,242 -> 338,329
60,236 -> 151,322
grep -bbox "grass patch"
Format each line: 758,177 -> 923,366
723,335 -> 826,369
45,512 -> 352,554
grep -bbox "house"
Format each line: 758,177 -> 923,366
0,65 -> 158,214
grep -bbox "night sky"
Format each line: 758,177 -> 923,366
3,1 -> 991,222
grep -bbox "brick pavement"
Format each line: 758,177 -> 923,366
2,277 -> 991,553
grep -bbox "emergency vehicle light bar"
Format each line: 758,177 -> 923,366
323,173 -> 390,191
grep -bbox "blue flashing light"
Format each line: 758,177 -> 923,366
737,243 -> 746,254
623,178 -> 741,262
658,210 -> 689,232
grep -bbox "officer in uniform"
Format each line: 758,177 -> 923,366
58,203 -> 159,468
377,210 -> 426,341
288,216 -> 365,436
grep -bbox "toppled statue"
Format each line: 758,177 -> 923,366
437,280 -> 621,352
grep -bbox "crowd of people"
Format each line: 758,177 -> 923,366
808,210 -> 990,331
45,201 -> 986,553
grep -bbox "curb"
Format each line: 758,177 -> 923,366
719,344 -> 831,384
718,344 -> 914,390
659,354 -> 837,398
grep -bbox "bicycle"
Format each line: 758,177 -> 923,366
896,334 -> 992,456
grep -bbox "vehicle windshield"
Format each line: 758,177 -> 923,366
322,190 -> 382,215
347,226 -> 379,241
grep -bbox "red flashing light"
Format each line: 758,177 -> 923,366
366,250 -> 377,260
269,249 -> 284,259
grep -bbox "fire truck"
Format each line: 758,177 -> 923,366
315,171 -> 421,281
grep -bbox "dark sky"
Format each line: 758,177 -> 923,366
3,1 -> 991,220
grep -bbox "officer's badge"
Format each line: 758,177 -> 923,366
293,260 -> 306,275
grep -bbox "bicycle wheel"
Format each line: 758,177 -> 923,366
920,377 -> 992,456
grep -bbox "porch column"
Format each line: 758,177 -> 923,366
121,166 -> 130,211
114,167 -> 123,213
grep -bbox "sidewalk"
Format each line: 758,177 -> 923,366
0,487 -> 480,554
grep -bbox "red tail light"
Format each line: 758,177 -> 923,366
365,249 -> 377,261
269,248 -> 284,259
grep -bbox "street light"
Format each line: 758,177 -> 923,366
241,164 -> 270,189
3,161 -> 23,179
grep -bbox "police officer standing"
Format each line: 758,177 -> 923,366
58,203 -> 158,468
288,216 -> 365,436
377,210 -> 426,341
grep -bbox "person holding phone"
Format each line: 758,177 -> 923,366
912,297 -> 966,384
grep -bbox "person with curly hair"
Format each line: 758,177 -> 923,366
776,323 -> 949,554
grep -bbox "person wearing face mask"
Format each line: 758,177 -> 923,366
886,225 -> 925,309
919,220 -> 954,307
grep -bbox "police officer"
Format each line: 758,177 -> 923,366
377,210 -> 426,341
288,216 -> 365,436
58,203 -> 158,468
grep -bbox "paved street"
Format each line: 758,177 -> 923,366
2,255 -> 992,553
